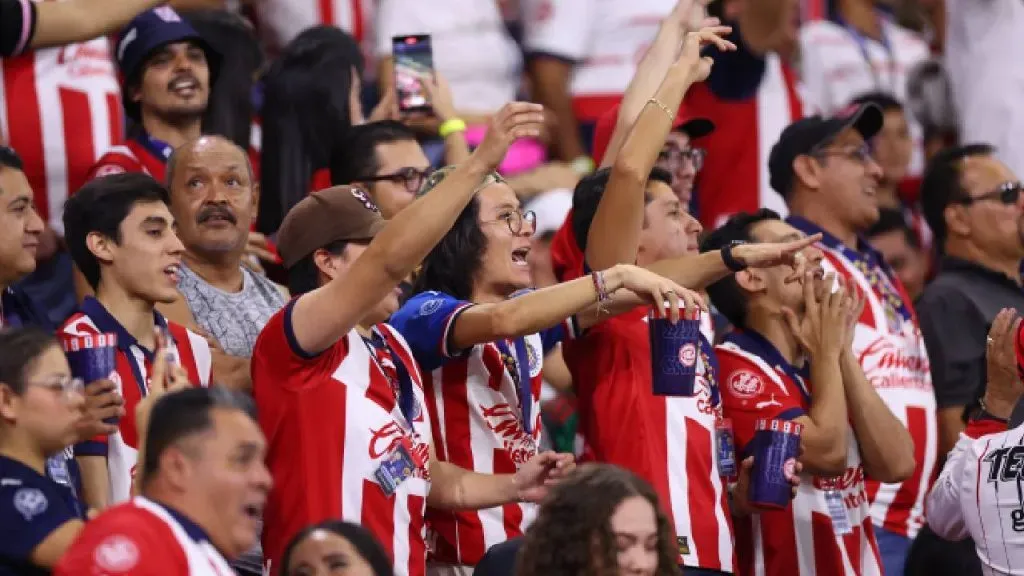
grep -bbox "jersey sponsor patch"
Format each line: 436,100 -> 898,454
525,340 -> 542,378
728,370 -> 764,399
93,535 -> 140,572
13,487 -> 48,521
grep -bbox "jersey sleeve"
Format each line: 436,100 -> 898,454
926,433 -> 975,541
0,0 -> 35,57
389,291 -> 474,372
522,0 -> 594,62
251,300 -> 348,394
54,508 -> 185,575
716,348 -> 805,452
550,214 -> 585,283
0,477 -> 80,561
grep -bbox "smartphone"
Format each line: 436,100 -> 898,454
392,34 -> 434,114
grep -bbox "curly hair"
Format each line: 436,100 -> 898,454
516,464 -> 682,576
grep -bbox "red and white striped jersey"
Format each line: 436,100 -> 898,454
0,34 -> 123,233
87,135 -> 172,183
55,496 -> 234,576
685,52 -> 803,229
788,216 -> 938,539
59,297 -> 212,505
254,0 -> 372,53
253,302 -> 433,576
562,306 -> 735,571
717,331 -> 882,576
389,290 -> 577,566
521,0 -> 676,122
929,426 -> 1024,575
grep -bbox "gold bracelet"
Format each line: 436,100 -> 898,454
647,98 -> 675,122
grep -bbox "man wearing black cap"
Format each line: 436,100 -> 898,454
775,103 -> 938,576
87,6 -> 218,184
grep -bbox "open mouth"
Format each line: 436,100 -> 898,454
169,77 -> 199,98
511,247 -> 530,267
164,264 -> 180,284
243,502 -> 263,521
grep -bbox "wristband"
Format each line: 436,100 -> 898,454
571,155 -> 595,175
439,118 -> 467,138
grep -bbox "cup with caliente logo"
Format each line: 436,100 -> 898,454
648,312 -> 701,396
62,333 -> 119,424
749,418 -> 802,509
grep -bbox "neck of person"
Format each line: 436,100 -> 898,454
471,281 -> 511,306
838,0 -> 882,40
145,487 -> 236,559
945,238 -> 1023,286
95,281 -> 158,351
0,432 -> 48,475
182,247 -> 245,293
745,303 -> 805,367
141,111 -> 202,150
790,194 -> 860,248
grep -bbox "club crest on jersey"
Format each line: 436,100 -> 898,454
728,370 -> 763,399
13,488 -> 47,521
351,188 -> 381,213
678,343 -> 697,368
417,298 -> 443,317
93,535 -> 140,572
46,455 -> 72,487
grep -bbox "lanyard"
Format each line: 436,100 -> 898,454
724,330 -> 811,405
363,329 -> 419,428
494,337 -> 534,434
836,14 -> 894,91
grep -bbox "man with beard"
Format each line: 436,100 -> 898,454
917,144 -> 1024,456
157,136 -> 284,395
777,104 -> 937,575
87,7 -> 217,183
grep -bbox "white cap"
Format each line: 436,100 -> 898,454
526,188 -> 573,237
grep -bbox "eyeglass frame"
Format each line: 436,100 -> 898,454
482,209 -> 537,235
809,141 -> 875,164
657,145 -> 706,172
358,167 -> 433,193
22,375 -> 85,401
955,181 -> 1024,206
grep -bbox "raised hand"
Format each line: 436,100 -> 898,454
669,0 -> 715,32
609,264 -> 708,322
732,233 -> 823,281
671,24 -> 737,83
782,271 -> 845,360
841,283 -> 865,354
422,73 -> 458,123
135,329 -> 190,433
986,308 -> 1024,409
513,451 -> 576,503
471,102 -> 545,171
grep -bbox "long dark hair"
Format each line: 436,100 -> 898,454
184,10 -> 263,151
409,167 -> 495,301
257,26 -> 364,234
517,464 -> 682,576
279,520 -> 393,576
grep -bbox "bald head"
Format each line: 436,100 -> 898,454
167,136 -> 257,259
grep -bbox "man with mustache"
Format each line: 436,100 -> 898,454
86,7 -> 216,184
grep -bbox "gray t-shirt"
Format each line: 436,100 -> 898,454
177,262 -> 286,357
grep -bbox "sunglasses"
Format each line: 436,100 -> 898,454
956,181 -> 1024,206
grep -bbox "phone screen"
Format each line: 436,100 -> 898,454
392,34 -> 434,113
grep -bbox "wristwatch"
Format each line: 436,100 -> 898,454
721,240 -> 748,272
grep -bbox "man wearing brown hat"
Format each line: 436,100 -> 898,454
248,103 -> 576,576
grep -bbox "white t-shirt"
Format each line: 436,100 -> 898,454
376,0 -> 521,114
945,0 -> 1024,180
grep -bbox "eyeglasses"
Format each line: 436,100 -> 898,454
359,167 -> 433,193
956,181 -> 1024,206
812,143 -> 874,164
26,375 -> 84,400
483,209 -> 537,235
657,146 -> 706,172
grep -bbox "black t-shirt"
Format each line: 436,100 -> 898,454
0,0 -> 36,57
0,455 -> 85,576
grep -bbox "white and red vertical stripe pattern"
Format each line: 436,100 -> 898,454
58,311 -> 212,505
0,33 -> 122,234
420,326 -> 572,567
252,0 -> 372,54
817,245 -> 938,539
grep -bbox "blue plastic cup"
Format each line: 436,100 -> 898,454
62,333 -> 118,424
749,418 -> 803,509
648,314 -> 701,396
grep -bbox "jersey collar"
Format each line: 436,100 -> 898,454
785,214 -> 889,270
154,500 -> 216,545
80,296 -> 172,361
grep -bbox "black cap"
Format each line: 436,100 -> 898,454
767,103 -> 885,198
115,7 -> 221,122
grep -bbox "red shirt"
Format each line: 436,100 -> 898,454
252,301 -> 432,576
87,137 -> 170,183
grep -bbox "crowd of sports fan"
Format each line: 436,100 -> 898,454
2,0 -> 1024,575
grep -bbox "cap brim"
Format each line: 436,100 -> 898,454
674,117 -> 715,139
844,103 -> 884,141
